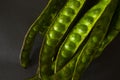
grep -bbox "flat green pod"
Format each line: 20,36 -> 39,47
72,0 -> 118,79
39,0 -> 86,79
48,38 -> 88,80
19,0 -> 68,68
55,0 -> 112,72
94,1 -> 120,58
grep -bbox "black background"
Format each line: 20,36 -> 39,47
0,0 -> 120,80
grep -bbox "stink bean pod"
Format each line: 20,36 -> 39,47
55,0 -> 111,72
49,54 -> 79,80
71,0 -> 118,80
19,0 -> 120,80
38,0 -> 86,79
94,1 -> 120,58
19,0 -> 68,68
49,38 -> 88,80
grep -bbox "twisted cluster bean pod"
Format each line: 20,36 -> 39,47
19,0 -> 120,80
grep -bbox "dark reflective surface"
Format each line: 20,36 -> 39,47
0,0 -> 120,80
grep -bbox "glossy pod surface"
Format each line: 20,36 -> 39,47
39,0 -> 86,79
72,0 -> 118,79
49,54 -> 79,80
49,37 -> 88,80
20,0 -> 68,68
19,0 -> 120,80
94,1 -> 120,58
50,0 -> 115,79
55,0 -> 111,72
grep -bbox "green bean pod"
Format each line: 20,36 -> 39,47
49,54 -> 79,80
94,1 -> 120,58
49,38 -> 88,80
55,0 -> 111,72
49,0 -> 114,79
19,0 -> 68,68
38,0 -> 86,79
71,0 -> 118,79
49,2 -> 119,78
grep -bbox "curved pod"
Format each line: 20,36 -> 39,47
55,0 -> 111,72
72,0 -> 118,79
39,0 -> 86,79
19,0 -> 68,68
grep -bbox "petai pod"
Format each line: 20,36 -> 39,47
19,0 -> 68,68
54,0 -> 111,72
49,0 -> 118,78
38,0 -> 86,79
72,0 -> 118,80
94,1 -> 120,58
49,39 -> 88,80
50,54 -> 79,80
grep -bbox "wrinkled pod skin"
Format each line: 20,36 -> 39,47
19,0 -> 120,80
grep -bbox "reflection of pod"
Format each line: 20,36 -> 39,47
39,0 -> 86,79
55,0 -> 111,73
19,0 -> 68,68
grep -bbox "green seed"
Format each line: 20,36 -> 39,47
58,15 -> 71,24
84,16 -> 94,24
53,22 -> 66,33
64,41 -> 76,51
92,36 -> 98,43
69,33 -> 81,43
49,30 -> 62,40
46,38 -> 58,46
81,55 -> 90,63
68,0 -> 81,9
61,50 -> 73,58
63,7 -> 75,16
90,8 -> 102,18
76,24 -> 88,34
